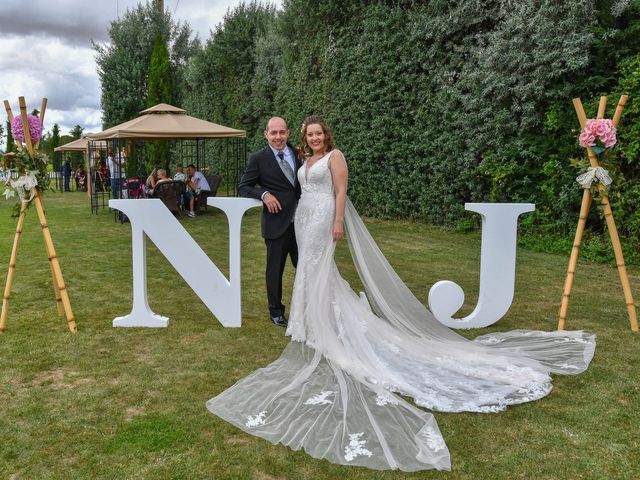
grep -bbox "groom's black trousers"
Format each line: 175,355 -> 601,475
265,222 -> 298,318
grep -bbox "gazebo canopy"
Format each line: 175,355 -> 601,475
90,103 -> 246,140
54,136 -> 107,152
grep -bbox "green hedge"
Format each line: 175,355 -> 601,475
182,0 -> 640,262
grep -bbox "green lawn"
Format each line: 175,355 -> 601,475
0,192 -> 638,479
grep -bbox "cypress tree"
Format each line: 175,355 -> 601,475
146,32 -> 172,172
51,124 -> 61,150
6,120 -> 14,153
69,125 -> 84,168
47,123 -> 61,173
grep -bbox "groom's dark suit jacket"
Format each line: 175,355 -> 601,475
238,145 -> 302,239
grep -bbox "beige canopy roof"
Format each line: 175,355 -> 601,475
90,103 -> 246,140
54,136 -> 107,152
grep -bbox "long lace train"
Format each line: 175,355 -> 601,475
207,341 -> 451,471
207,153 -> 595,471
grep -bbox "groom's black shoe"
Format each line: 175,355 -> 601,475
271,315 -> 288,327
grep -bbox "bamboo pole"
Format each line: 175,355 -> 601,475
31,99 -> 61,313
50,263 -> 64,317
595,96 -> 637,331
33,193 -> 76,332
34,98 -> 47,151
42,191 -> 64,317
4,100 -> 14,123
39,98 -> 47,123
612,95 -> 628,127
596,96 -> 607,119
18,97 -> 35,158
559,189 -> 592,330
0,202 -> 28,333
2,97 -> 76,331
599,190 -> 638,331
559,98 -> 592,330
3,101 -> 23,154
573,98 -> 588,127
560,96 -> 638,331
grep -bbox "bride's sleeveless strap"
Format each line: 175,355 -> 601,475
327,149 -> 344,167
306,150 -> 333,166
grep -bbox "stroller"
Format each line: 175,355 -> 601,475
76,171 -> 87,191
117,177 -> 144,224
125,177 -> 144,199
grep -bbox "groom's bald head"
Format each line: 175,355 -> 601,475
266,117 -> 287,131
264,117 -> 289,150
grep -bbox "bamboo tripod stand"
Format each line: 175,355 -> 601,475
558,95 -> 638,332
0,97 -> 76,333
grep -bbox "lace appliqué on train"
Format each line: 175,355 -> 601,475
375,392 -> 399,406
304,391 -> 335,405
344,433 -> 373,462
245,411 -> 267,428
420,427 -> 447,452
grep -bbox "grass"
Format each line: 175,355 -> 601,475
0,192 -> 638,480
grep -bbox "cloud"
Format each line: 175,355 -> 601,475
0,34 -> 101,136
46,108 -> 103,136
0,0 -> 282,147
0,0 -> 114,46
0,0 -> 265,47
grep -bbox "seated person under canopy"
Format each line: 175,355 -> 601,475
184,164 -> 211,217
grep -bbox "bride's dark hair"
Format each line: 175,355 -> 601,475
300,115 -> 335,158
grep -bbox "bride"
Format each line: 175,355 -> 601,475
207,115 -> 596,471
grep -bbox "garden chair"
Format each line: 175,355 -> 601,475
196,174 -> 222,212
154,180 -> 186,216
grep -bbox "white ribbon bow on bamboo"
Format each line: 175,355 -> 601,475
9,172 -> 38,203
575,166 -> 612,189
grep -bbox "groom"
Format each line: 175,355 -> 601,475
238,117 -> 302,327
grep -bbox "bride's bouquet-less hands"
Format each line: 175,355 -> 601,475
575,118 -> 617,194
2,113 -> 51,217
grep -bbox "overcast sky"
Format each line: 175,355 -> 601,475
0,0 -> 280,146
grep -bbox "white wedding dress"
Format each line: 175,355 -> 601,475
207,151 -> 595,471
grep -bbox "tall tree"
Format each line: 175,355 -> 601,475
146,32 -> 172,170
147,33 -> 172,106
67,125 -> 84,167
50,123 -> 61,151
6,120 -> 14,153
94,2 -> 198,129
247,26 -> 284,151
70,125 -> 84,139
183,1 -> 276,132
43,123 -> 62,170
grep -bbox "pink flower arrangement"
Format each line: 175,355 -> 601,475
10,114 -> 43,144
578,118 -> 616,149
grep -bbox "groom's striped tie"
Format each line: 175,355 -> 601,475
277,150 -> 295,185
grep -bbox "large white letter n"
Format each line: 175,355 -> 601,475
109,198 -> 261,328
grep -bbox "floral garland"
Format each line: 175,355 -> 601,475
578,118 -> 616,152
2,114 -> 51,217
575,118 -> 617,194
10,114 -> 43,144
